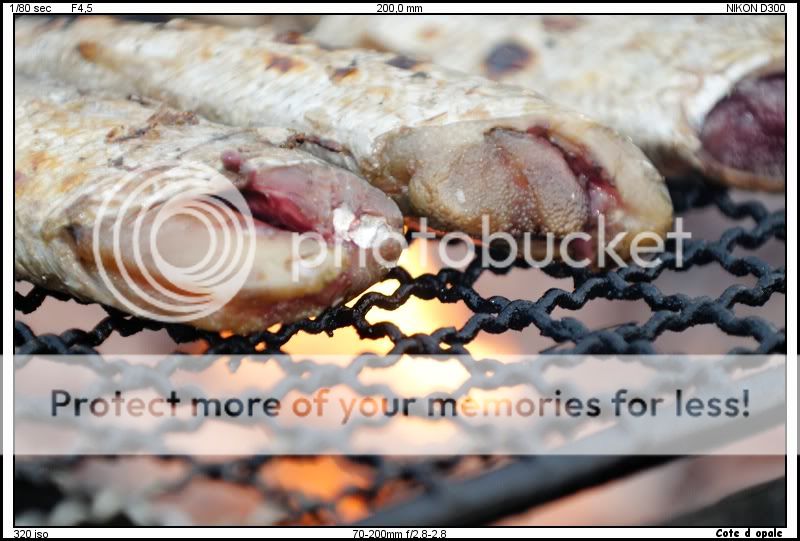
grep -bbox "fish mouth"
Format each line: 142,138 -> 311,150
224,150 -> 403,253
698,73 -> 786,191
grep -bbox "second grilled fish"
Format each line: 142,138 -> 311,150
311,15 -> 787,191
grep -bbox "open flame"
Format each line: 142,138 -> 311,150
281,240 -> 517,359
242,240 -> 521,521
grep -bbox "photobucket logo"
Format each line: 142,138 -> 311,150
289,214 -> 691,277
92,160 -> 256,323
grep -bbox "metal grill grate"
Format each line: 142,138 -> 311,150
13,179 -> 786,526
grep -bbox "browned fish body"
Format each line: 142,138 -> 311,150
14,78 -> 403,333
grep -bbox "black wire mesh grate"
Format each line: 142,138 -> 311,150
13,179 -> 787,526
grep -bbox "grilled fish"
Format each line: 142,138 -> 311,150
14,77 -> 403,333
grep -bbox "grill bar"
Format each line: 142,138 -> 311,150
358,456 -> 675,526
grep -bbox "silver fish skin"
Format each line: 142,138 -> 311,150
14,16 -> 673,263
14,77 -> 403,333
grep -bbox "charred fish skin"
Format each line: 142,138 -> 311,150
14,16 -> 673,263
310,15 -> 786,192
14,77 -> 403,334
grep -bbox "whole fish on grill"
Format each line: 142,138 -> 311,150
14,77 -> 403,333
